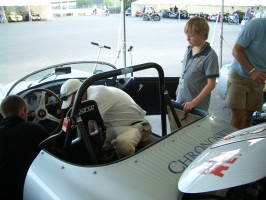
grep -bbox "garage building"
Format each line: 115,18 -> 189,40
0,0 -> 53,22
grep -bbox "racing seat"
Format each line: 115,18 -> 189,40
68,100 -> 107,164
39,100 -> 108,165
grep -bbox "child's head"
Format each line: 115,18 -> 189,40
184,17 -> 209,40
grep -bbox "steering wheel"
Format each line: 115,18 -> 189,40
23,89 -> 63,135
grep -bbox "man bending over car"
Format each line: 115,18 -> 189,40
60,79 -> 154,157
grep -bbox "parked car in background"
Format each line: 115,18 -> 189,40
135,10 -> 143,17
228,11 -> 245,23
188,12 -> 209,20
125,7 -> 131,16
169,10 -> 189,19
179,10 -> 189,19
5,11 -> 23,22
223,13 -> 230,22
168,12 -> 178,19
208,12 -> 230,22
21,11 -> 41,21
208,13 -> 218,21
159,9 -> 171,18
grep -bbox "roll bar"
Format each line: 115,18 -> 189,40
70,62 -> 168,136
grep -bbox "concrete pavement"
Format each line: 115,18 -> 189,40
0,15 -> 240,122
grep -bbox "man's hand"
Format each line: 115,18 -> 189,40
250,70 -> 266,84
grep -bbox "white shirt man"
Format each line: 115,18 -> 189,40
60,79 -> 153,157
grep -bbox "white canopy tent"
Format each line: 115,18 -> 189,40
132,0 -> 265,7
0,0 -> 53,21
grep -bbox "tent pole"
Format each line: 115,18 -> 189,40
121,0 -> 127,71
28,5 -> 31,21
219,0 -> 224,69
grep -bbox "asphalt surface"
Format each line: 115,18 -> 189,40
0,14 -> 241,122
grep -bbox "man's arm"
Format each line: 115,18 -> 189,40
182,77 -> 216,112
232,43 -> 266,84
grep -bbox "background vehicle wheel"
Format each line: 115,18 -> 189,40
143,15 -> 149,21
153,15 -> 161,21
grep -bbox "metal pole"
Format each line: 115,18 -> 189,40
114,0 -> 116,14
121,0 -> 127,69
28,5 -> 31,21
219,0 -> 224,69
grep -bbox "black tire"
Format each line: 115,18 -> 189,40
182,194 -> 226,200
143,15 -> 149,21
153,15 -> 161,21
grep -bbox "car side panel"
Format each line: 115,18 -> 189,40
24,116 -> 235,200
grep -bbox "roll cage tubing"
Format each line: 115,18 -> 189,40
70,62 -> 180,137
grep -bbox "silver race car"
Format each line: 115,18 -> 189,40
1,61 -> 265,200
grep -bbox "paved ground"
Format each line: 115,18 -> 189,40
0,14 -> 241,122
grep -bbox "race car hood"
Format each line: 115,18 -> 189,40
178,123 -> 266,193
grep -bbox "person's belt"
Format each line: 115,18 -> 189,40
130,121 -> 150,126
130,121 -> 143,126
